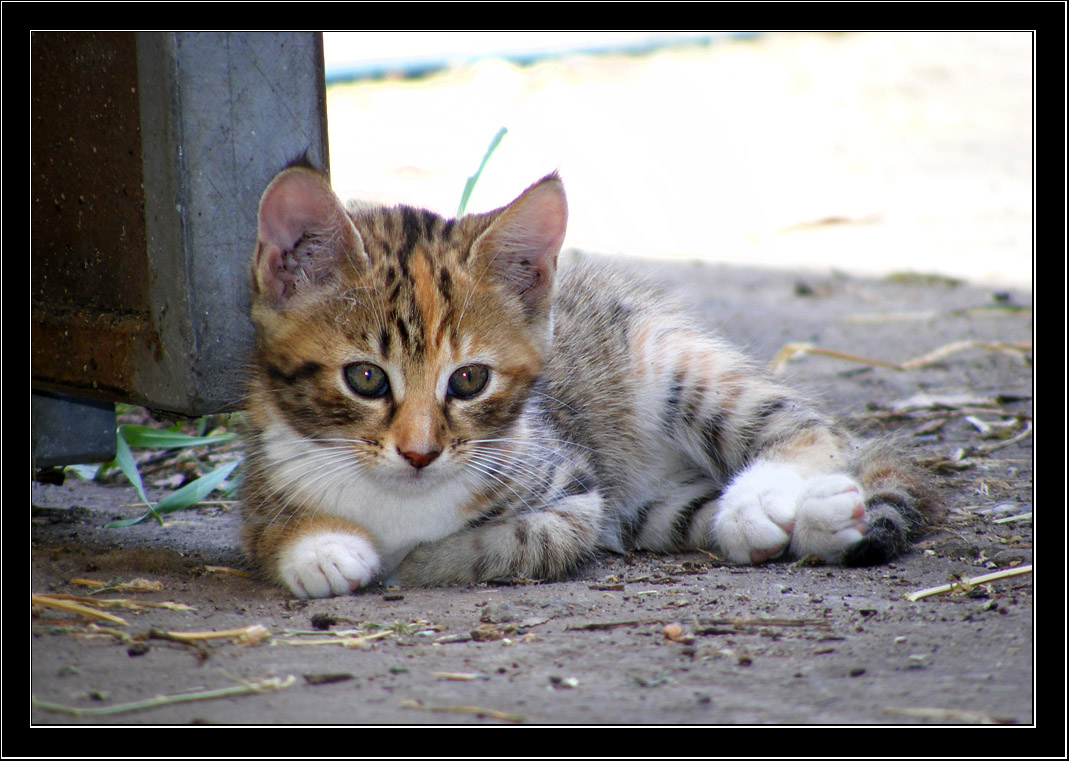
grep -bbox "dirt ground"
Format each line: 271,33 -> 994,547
31,258 -> 1035,729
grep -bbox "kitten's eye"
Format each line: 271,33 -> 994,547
344,362 -> 389,397
448,365 -> 490,399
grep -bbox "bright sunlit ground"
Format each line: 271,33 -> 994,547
324,32 -> 1032,289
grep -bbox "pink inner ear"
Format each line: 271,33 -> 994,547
256,244 -> 292,301
515,182 -> 568,254
253,168 -> 364,304
482,178 -> 568,309
257,169 -> 338,253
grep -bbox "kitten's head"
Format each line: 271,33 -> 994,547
247,165 -> 567,487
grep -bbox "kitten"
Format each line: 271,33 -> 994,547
241,163 -> 941,598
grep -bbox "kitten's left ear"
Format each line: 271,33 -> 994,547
472,173 -> 568,315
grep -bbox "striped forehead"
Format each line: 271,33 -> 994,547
354,205 -> 471,361
357,204 -> 460,262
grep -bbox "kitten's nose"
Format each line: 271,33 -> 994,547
398,447 -> 441,469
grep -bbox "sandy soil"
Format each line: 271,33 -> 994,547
326,31 -> 1032,288
31,259 -> 1035,729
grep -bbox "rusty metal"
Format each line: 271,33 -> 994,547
31,32 -> 155,401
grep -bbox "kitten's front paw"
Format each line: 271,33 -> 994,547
790,474 -> 867,562
278,531 -> 381,598
714,462 -> 804,564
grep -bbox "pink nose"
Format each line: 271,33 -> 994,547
398,448 -> 441,469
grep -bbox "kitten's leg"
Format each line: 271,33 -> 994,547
637,324 -> 936,565
244,511 -> 381,599
397,490 -> 605,586
688,417 -> 935,565
705,428 -> 870,564
635,435 -> 868,564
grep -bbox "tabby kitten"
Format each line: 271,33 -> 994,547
241,163 -> 940,598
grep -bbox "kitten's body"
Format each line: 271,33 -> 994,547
242,165 -> 940,598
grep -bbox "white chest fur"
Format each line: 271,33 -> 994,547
260,419 -> 479,571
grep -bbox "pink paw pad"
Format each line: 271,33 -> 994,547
750,544 -> 787,564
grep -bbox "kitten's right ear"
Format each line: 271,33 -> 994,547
253,166 -> 367,306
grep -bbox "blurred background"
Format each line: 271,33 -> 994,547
323,32 -> 1032,289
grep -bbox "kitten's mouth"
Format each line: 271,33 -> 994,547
382,458 -> 450,486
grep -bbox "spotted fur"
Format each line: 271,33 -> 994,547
241,165 -> 942,597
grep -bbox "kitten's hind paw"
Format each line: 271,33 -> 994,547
278,531 -> 381,599
790,474 -> 867,563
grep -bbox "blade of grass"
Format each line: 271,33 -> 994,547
113,429 -> 161,525
106,460 -> 239,528
457,126 -> 508,217
118,424 -> 236,450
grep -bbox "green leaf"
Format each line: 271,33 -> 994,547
106,460 -> 239,528
457,126 -> 508,217
64,464 -> 101,480
118,424 -> 236,450
152,460 -> 239,514
114,430 -> 150,506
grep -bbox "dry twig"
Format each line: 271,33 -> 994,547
904,565 -> 1032,602
150,624 -> 270,645
768,343 -> 901,373
32,674 -> 296,717
433,671 -> 489,681
69,578 -> 164,593
698,616 -> 831,629
31,595 -> 128,625
566,618 -> 664,631
273,629 -> 394,648
768,339 -> 1031,375
204,565 -> 255,578
400,698 -> 524,723
35,592 -> 195,613
885,706 -> 1015,724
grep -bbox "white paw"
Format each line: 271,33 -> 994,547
790,474 -> 867,562
714,462 -> 805,564
278,531 -> 381,598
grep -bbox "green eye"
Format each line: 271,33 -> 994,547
344,362 -> 389,397
448,365 -> 489,399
